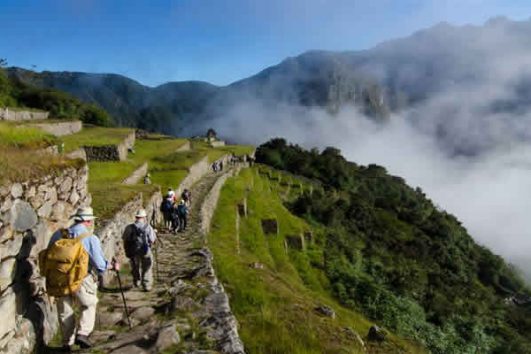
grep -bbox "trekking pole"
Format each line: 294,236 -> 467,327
154,243 -> 160,282
114,265 -> 132,329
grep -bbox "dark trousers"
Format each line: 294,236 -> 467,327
179,214 -> 187,231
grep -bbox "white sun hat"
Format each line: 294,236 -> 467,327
135,209 -> 147,218
71,207 -> 97,221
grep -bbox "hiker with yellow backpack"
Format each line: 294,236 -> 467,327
40,207 -> 120,351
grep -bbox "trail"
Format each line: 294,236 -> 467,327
76,169 -> 244,354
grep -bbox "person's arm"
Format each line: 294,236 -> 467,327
87,236 -> 109,274
147,225 -> 156,245
48,231 -> 61,247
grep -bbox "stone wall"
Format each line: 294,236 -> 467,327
0,165 -> 90,353
65,148 -> 87,161
83,131 -> 135,162
176,156 -> 209,196
30,121 -> 82,137
176,141 -> 191,152
209,140 -> 226,148
0,108 -> 49,121
200,167 -> 241,236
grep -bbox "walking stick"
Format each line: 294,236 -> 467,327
154,243 -> 160,282
115,267 -> 132,329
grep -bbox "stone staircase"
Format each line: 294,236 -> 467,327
44,170 -> 244,353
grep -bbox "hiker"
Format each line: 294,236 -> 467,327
219,160 -> 224,171
42,207 -> 119,350
167,188 -> 176,202
160,194 -> 174,230
170,202 -> 180,234
143,173 -> 151,184
177,199 -> 189,232
122,209 -> 157,291
182,188 -> 192,206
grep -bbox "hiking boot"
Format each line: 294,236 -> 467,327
133,280 -> 140,288
143,286 -> 152,292
75,335 -> 93,349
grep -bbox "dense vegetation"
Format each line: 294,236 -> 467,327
0,62 -> 111,126
256,138 -> 531,354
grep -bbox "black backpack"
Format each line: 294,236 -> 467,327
124,224 -> 149,258
160,199 -> 173,213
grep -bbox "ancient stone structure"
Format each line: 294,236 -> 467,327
0,108 -> 49,121
209,140 -> 226,148
176,140 -> 191,152
122,162 -> 148,185
0,165 -> 90,353
30,120 -> 82,137
83,131 -> 135,162
284,234 -> 305,251
261,218 -> 279,235
65,148 -> 87,161
304,231 -> 313,245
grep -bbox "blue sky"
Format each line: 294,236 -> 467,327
1,0 -> 530,86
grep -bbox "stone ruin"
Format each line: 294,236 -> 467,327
261,219 -> 278,235
284,234 -> 305,251
304,231 -> 313,245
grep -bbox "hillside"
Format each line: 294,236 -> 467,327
253,139 -> 531,353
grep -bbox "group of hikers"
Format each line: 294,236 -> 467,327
40,206 -> 158,350
160,187 -> 191,234
39,187 -> 191,350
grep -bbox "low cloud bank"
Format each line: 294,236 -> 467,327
206,100 -> 531,278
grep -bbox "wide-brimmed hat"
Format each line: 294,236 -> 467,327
71,207 -> 97,221
135,209 -> 147,218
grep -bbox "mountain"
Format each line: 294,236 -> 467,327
9,17 -> 531,154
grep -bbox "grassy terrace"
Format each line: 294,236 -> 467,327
208,167 -> 424,354
61,126 -> 133,152
0,122 -> 80,183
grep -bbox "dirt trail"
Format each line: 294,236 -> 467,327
71,170 -> 244,354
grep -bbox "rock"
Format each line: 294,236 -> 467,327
10,200 -> 38,231
0,289 -> 17,339
69,190 -> 80,205
0,233 -> 23,259
315,305 -> 336,319
10,183 -> 23,199
98,311 -> 124,327
0,186 -> 9,198
37,201 -> 54,219
248,262 -> 264,269
155,324 -> 180,351
89,330 -> 116,343
0,258 -> 17,284
60,176 -> 73,193
130,306 -> 155,323
26,186 -> 36,199
1,198 -> 13,213
44,188 -> 57,204
51,201 -> 69,221
368,325 -> 386,342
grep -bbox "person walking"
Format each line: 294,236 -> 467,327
160,193 -> 174,230
181,188 -> 192,207
42,207 -> 119,350
122,209 -> 157,291
177,199 -> 189,232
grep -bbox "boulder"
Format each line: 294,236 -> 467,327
10,183 -> 23,199
98,311 -> 124,327
155,324 -> 180,351
315,305 -> 336,319
367,325 -> 386,342
10,200 -> 38,231
130,306 -> 155,323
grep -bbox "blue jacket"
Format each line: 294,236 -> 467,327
49,223 -> 109,274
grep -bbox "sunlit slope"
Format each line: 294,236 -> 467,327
208,167 -> 424,354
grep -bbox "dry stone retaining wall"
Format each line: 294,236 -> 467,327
84,131 -> 136,162
0,108 -> 49,121
0,165 -> 90,353
30,121 -> 82,137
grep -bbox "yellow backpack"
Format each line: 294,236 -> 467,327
39,229 -> 91,297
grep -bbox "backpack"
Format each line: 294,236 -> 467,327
160,199 -> 173,213
124,224 -> 149,258
177,203 -> 188,217
38,229 -> 91,297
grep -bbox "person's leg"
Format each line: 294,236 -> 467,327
141,252 -> 154,291
75,276 -> 99,347
56,296 -> 76,346
182,215 -> 187,230
130,256 -> 140,287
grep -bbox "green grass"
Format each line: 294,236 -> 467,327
0,122 -> 59,149
208,167 -> 424,354
91,183 -> 159,221
61,126 -> 133,152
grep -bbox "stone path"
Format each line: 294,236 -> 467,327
51,170 -> 244,353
